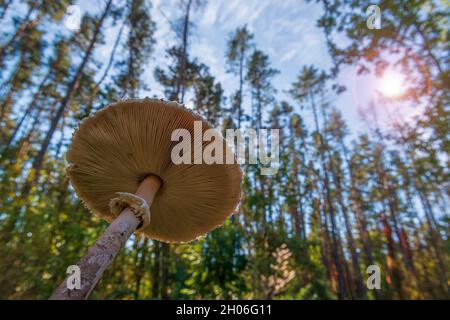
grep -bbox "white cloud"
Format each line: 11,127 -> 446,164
198,1 -> 220,27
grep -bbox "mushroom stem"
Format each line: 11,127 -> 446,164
50,175 -> 161,300
136,174 -> 162,206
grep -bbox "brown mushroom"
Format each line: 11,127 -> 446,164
50,98 -> 242,299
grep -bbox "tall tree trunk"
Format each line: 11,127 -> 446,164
134,238 -> 149,299
151,241 -> 161,298
161,242 -> 170,299
0,2 -> 40,67
309,92 -> 347,299
178,0 -> 192,103
339,138 -> 381,298
381,212 -> 404,299
0,62 -> 22,122
0,0 -> 13,21
32,0 -> 113,175
416,188 -> 449,296
331,159 -> 365,298
237,47 -> 244,127
377,151 -> 424,295
1,69 -> 51,155
86,19 -> 125,116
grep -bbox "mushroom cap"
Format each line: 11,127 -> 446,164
67,98 -> 242,243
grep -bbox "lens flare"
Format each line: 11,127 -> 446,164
378,71 -> 406,98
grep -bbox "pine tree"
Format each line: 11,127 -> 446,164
115,0 -> 156,99
290,65 -> 349,299
225,25 -> 254,128
246,49 -> 278,129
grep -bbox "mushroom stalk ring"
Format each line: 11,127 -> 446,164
109,174 -> 162,229
50,175 -> 161,300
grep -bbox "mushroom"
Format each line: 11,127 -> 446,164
50,98 -> 242,299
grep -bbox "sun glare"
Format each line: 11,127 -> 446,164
378,71 -> 406,98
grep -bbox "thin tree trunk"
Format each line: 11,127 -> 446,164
1,69 -> 51,154
32,0 -> 113,175
309,92 -> 347,299
319,198 -> 336,292
54,114 -> 66,160
161,243 -> 170,299
134,238 -> 149,299
376,151 -> 424,294
0,61 -> 22,122
0,0 -> 13,21
381,212 -> 404,299
0,2 -> 40,66
417,188 -> 449,296
151,241 -> 161,298
339,138 -> 382,298
86,19 -> 125,116
237,48 -> 244,128
331,159 -> 365,298
178,0 -> 192,103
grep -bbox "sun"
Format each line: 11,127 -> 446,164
378,70 -> 406,98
